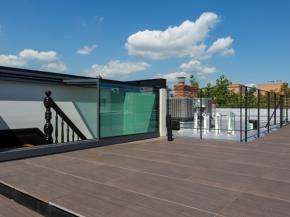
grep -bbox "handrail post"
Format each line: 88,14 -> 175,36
166,88 -> 173,141
274,93 -> 277,125
267,92 -> 270,133
257,89 -> 260,138
280,95 -> 283,128
96,77 -> 100,142
287,94 -> 289,123
199,89 -> 203,140
43,91 -> 53,144
167,114 -> 173,141
240,86 -> 243,142
244,87 -> 248,142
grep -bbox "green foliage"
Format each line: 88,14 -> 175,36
189,75 -> 199,88
281,82 -> 290,96
197,75 -> 287,108
200,75 -> 240,107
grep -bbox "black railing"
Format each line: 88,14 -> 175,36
265,97 -> 281,129
43,91 -> 87,144
167,85 -> 289,142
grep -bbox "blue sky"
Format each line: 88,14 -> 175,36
0,0 -> 290,86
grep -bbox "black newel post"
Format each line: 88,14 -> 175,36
43,91 -> 53,144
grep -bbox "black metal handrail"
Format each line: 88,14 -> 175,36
43,90 -> 87,144
265,99 -> 281,128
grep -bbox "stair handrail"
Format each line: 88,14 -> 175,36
43,90 -> 87,144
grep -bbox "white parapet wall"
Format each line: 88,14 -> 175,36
159,88 -> 167,137
0,80 -> 96,139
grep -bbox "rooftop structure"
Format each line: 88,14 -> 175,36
173,77 -> 198,98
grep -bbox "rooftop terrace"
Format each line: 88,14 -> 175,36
2,126 -> 290,216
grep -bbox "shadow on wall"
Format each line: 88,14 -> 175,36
0,116 -> 10,130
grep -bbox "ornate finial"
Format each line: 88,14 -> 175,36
45,90 -> 51,97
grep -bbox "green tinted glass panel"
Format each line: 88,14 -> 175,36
100,82 -> 158,137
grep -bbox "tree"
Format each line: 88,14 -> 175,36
281,82 -> 289,96
199,75 -> 240,107
189,75 -> 199,88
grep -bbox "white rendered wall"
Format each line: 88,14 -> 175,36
159,88 -> 167,137
0,80 -> 96,139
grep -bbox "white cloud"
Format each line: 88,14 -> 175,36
156,59 -> 216,82
155,71 -> 190,82
0,54 -> 26,67
19,49 -> 57,61
0,49 -> 67,73
86,60 -> 151,78
41,62 -> 67,73
207,36 -> 234,56
180,59 -> 216,76
126,12 -> 219,59
76,44 -> 97,55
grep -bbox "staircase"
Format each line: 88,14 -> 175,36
43,90 -> 87,144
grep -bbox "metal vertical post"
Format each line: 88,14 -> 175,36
240,86 -> 243,142
199,89 -> 203,140
244,87 -> 248,142
267,92 -> 270,133
166,88 -> 173,141
280,95 -> 283,128
96,77 -> 100,142
274,93 -> 277,125
257,89 -> 260,138
167,115 -> 173,141
287,94 -> 289,123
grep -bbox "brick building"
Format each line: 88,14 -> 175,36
174,77 -> 199,98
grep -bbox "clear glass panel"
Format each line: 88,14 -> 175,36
66,86 -> 98,139
100,81 -> 158,138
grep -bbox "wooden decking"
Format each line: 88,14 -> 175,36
2,126 -> 290,216
0,194 -> 41,217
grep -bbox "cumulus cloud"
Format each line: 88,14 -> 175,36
207,36 -> 234,56
41,62 -> 67,73
19,49 -> 57,61
76,44 -> 97,55
86,60 -> 151,78
0,49 -> 67,73
0,54 -> 26,67
180,59 -> 216,76
156,59 -> 216,83
155,71 -> 190,82
126,12 -> 219,59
